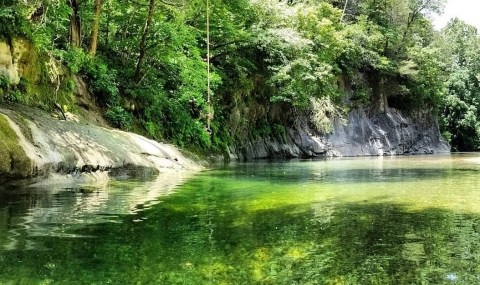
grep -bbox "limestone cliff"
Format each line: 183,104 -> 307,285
0,105 -> 201,186
231,108 -> 450,161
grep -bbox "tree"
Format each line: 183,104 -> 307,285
89,0 -> 103,55
68,0 -> 82,47
437,19 -> 480,150
407,0 -> 445,29
134,0 -> 155,81
0,0 -> 456,153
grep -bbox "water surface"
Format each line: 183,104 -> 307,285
1,154 -> 480,284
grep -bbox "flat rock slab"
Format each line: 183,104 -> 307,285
0,104 -> 201,185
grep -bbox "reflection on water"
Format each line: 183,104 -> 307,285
1,154 -> 480,284
0,172 -> 192,251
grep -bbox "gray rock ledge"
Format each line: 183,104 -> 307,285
0,105 -> 201,186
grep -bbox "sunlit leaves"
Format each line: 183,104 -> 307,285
251,0 -> 345,106
438,19 -> 480,150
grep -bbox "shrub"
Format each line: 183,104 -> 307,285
144,121 -> 162,140
0,7 -> 31,39
106,106 -> 133,130
85,61 -> 119,106
0,76 -> 10,90
0,76 -> 25,103
59,48 -> 119,106
310,97 -> 346,134
272,124 -> 287,143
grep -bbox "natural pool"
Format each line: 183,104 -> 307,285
1,154 -> 480,284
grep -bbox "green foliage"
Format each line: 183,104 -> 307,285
144,121 -> 160,140
146,96 -> 212,149
29,0 -> 72,50
441,130 -> 452,143
105,106 -> 133,130
0,6 -> 31,38
0,114 -> 31,179
252,1 -> 346,107
1,90 -> 24,104
0,0 -> 463,153
66,79 -> 75,92
438,19 -> 480,151
86,62 -> 120,106
0,76 -> 25,104
339,17 -> 383,70
56,47 -> 119,106
396,44 -> 445,109
0,76 -> 10,90
310,97 -> 345,134
272,124 -> 287,143
59,47 -> 89,74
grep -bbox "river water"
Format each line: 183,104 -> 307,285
1,154 -> 480,284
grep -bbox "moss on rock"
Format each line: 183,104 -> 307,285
0,114 -> 31,182
1,38 -> 77,112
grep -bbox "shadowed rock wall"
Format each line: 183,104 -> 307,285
231,108 -> 450,161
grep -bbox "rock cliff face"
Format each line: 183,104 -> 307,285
231,108 -> 450,161
0,105 -> 201,186
0,38 -> 29,85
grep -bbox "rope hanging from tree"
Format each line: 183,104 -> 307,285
206,0 -> 212,133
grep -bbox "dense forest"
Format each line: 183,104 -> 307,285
0,0 -> 479,155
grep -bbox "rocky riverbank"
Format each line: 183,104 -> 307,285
0,104 -> 201,186
231,108 -> 450,160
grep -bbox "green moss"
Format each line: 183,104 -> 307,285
10,40 -> 76,112
0,114 -> 31,180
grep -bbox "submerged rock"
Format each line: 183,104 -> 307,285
0,105 -> 201,185
231,108 -> 450,161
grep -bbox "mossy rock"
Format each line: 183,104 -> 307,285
0,38 -> 77,112
0,114 -> 32,182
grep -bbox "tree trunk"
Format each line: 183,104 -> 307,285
89,0 -> 102,55
134,0 -> 155,82
105,0 -> 110,46
68,0 -> 82,47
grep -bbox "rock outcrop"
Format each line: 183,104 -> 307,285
0,104 -> 201,185
0,38 -> 29,85
231,108 -> 450,161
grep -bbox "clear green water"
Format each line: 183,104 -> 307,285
1,154 -> 480,284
